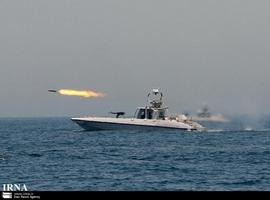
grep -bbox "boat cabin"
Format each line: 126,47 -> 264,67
132,89 -> 169,120
134,107 -> 167,120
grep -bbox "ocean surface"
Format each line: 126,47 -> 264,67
0,117 -> 270,191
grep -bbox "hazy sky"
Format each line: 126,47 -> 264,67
1,0 -> 270,117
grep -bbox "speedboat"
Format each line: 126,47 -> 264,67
71,89 -> 205,131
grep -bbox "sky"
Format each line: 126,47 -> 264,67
0,0 -> 270,117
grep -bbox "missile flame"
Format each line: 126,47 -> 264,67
49,89 -> 106,98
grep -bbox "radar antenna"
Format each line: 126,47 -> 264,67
147,89 -> 163,108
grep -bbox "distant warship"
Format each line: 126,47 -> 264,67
191,105 -> 229,122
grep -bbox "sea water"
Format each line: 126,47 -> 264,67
0,117 -> 270,191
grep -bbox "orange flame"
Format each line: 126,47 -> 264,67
58,89 -> 105,98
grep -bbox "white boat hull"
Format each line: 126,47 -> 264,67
71,117 -> 204,131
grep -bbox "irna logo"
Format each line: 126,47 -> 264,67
3,184 -> 28,191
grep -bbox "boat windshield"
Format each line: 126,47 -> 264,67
135,108 -> 153,119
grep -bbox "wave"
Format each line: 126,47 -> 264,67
28,153 -> 43,157
0,154 -> 6,160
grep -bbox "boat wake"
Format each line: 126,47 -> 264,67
207,129 -> 225,133
207,128 -> 270,133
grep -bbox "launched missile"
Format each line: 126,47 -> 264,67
48,90 -> 57,93
48,88 -> 106,98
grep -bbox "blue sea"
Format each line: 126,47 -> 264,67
0,117 -> 270,191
